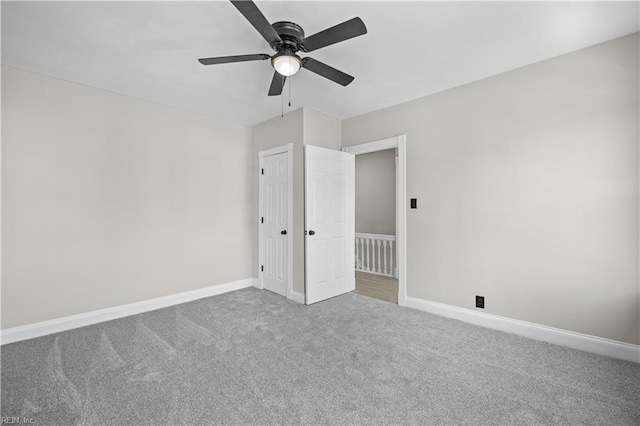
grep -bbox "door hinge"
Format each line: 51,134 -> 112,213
261,168 -> 264,175
261,265 -> 264,272
261,217 -> 264,224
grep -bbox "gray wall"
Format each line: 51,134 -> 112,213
2,66 -> 254,329
303,108 -> 342,151
355,149 -> 396,235
342,34 -> 640,345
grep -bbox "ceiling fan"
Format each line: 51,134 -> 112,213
198,0 -> 367,96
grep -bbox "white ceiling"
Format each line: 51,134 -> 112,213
2,1 -> 638,126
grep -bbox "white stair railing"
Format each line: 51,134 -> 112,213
355,233 -> 396,277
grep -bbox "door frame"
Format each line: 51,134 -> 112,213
342,135 -> 407,306
258,143 -> 294,300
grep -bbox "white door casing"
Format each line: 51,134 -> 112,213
343,135 -> 407,306
259,144 -> 293,299
305,145 -> 355,304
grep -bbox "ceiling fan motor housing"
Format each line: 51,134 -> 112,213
271,21 -> 305,53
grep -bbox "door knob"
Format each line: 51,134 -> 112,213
308,230 -> 315,235
281,230 -> 287,235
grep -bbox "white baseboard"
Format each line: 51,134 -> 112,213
405,296 -> 640,364
289,290 -> 305,304
398,292 -> 407,307
252,278 -> 260,289
1,278 -> 255,346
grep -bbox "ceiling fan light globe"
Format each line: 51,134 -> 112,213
273,55 -> 301,77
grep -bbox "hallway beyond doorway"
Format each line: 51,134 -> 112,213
354,271 -> 398,304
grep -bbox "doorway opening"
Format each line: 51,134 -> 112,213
353,148 -> 398,303
343,135 -> 407,306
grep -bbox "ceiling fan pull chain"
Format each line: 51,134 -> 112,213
281,75 -> 285,118
289,73 -> 292,107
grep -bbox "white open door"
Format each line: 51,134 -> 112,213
305,145 -> 355,304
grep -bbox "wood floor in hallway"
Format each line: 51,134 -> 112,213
354,271 -> 399,304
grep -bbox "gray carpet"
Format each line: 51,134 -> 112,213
1,288 -> 639,425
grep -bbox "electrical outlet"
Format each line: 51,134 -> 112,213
475,295 -> 485,309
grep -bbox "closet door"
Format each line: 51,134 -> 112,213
262,152 -> 289,297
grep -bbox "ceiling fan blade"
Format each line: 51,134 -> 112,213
300,17 -> 367,52
198,54 -> 270,65
268,71 -> 287,96
230,0 -> 282,47
301,58 -> 354,86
